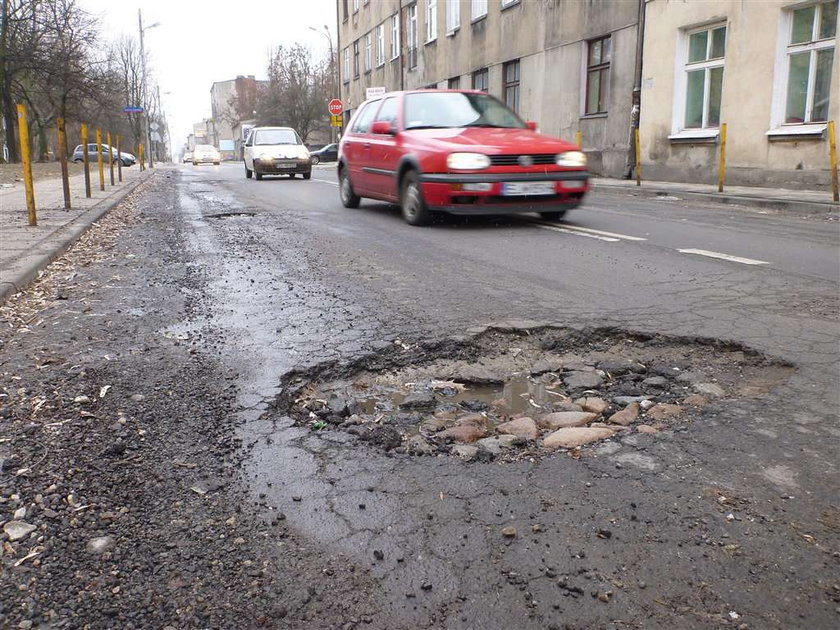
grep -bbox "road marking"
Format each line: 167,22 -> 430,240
534,221 -> 647,241
677,248 -> 769,265
534,224 -> 619,242
312,178 -> 339,187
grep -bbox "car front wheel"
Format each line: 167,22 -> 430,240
311,155 -> 320,165
400,170 -> 432,226
254,167 -> 263,181
245,163 -> 252,179
339,167 -> 360,208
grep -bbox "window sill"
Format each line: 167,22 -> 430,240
668,129 -> 719,143
446,28 -> 459,37
471,15 -> 487,25
581,113 -> 608,119
376,62 -> 385,69
390,56 -> 399,62
766,124 -> 826,141
501,0 -> 521,11
425,37 -> 437,46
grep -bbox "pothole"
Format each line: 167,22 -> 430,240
279,327 -> 793,462
206,211 -> 256,219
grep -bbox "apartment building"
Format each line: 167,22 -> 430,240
640,0 -> 837,188
210,76 -> 261,161
337,0 -> 644,177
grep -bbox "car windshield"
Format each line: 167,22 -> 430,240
404,92 -> 526,130
254,129 -> 300,145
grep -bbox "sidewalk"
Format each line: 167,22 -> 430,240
592,176 -> 839,214
0,164 -> 152,304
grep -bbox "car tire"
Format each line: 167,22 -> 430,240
254,168 -> 263,181
289,173 -> 295,179
539,210 -> 567,221
303,171 -> 311,180
214,161 -> 220,166
245,164 -> 252,179
73,158 -> 82,163
339,167 -> 360,208
400,170 -> 433,226
311,155 -> 320,165
192,161 -> 198,166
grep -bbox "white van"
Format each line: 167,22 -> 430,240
243,127 -> 311,180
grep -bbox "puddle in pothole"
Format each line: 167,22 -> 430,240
279,327 -> 794,462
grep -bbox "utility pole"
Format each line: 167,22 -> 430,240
138,9 -> 160,169
310,25 -> 338,143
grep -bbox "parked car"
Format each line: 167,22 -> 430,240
72,144 -> 137,167
192,144 -> 220,165
183,151 -> 193,163
243,127 -> 311,180
309,143 -> 338,165
338,90 -> 588,226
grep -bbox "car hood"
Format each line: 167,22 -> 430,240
252,144 -> 309,159
403,127 -> 578,154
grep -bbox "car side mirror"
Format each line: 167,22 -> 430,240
370,120 -> 396,135
525,121 -> 538,131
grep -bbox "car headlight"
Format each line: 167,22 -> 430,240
447,152 -> 491,170
258,153 -> 274,161
556,151 -> 587,168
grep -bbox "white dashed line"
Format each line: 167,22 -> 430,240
534,222 -> 647,241
677,249 -> 769,265
312,178 -> 339,187
534,224 -> 620,242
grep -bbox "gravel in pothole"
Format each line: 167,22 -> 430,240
285,327 -> 793,462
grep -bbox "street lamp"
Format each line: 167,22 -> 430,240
138,10 -> 160,169
309,25 -> 338,142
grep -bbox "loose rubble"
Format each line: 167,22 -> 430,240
285,327 -> 792,462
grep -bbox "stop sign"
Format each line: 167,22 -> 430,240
328,99 -> 344,116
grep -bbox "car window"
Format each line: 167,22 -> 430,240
73,145 -> 82,152
351,101 -> 380,134
404,92 -> 526,130
88,144 -> 98,151
374,97 -> 398,125
253,129 -> 300,145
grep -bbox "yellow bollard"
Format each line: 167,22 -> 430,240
57,118 -> 71,209
717,123 -> 727,193
828,121 -> 839,203
575,130 -> 582,149
116,135 -> 123,183
96,128 -> 105,191
107,131 -> 115,186
81,123 -> 91,198
635,127 -> 641,187
138,144 -> 145,171
16,103 -> 37,226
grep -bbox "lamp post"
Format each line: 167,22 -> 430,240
309,25 -> 338,142
138,9 -> 160,169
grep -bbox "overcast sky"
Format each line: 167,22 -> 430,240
78,0 -> 337,156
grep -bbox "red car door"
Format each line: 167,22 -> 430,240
342,100 -> 380,195
364,96 -> 401,203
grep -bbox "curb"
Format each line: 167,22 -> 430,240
591,180 -> 840,215
0,171 -> 155,307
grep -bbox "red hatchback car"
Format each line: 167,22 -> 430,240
338,89 -> 589,226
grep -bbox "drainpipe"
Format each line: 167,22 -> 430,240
628,0 -> 647,179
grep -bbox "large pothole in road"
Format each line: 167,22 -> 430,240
280,326 -> 793,462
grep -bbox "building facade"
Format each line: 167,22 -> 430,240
640,0 -> 837,188
337,0 -> 643,178
210,76 -> 261,161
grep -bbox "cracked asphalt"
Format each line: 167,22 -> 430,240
1,162 -> 838,629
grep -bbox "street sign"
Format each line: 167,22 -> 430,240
366,87 -> 386,100
123,106 -> 144,114
149,122 -> 159,131
150,132 -> 162,142
330,115 -> 343,128
328,99 -> 343,116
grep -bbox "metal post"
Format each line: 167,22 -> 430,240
81,123 -> 91,197
107,131 -> 115,186
635,127 -> 641,186
828,121 -> 839,203
57,117 -> 71,209
139,9 -> 154,169
575,130 -> 582,149
16,103 -> 36,225
138,143 -> 144,171
717,123 -> 727,193
117,135 -> 123,182
96,128 -> 105,191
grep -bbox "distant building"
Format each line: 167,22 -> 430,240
210,76 -> 263,161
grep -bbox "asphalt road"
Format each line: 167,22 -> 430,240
175,162 -> 838,628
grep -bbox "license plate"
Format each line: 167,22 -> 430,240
559,179 -> 586,190
275,161 -> 296,169
502,181 -> 555,196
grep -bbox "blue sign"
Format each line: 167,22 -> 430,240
123,106 -> 144,113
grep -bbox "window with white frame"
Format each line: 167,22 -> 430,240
446,0 -> 460,33
426,0 -> 438,42
343,47 -> 350,83
364,32 -> 372,72
376,24 -> 385,66
353,0 -> 359,13
782,1 -> 836,124
471,0 -> 488,22
408,4 -> 418,69
391,13 -> 400,59
501,0 -> 519,8
681,24 -> 726,129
